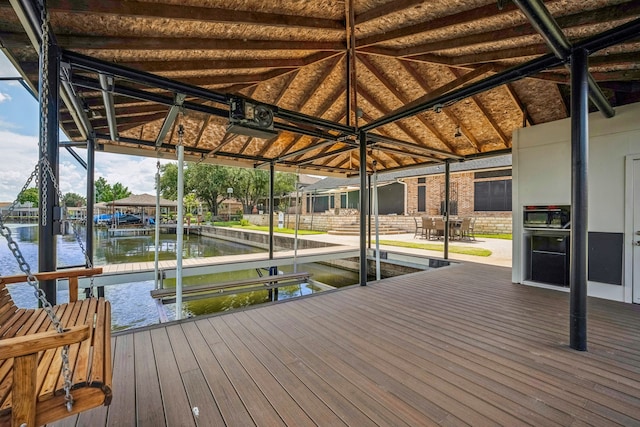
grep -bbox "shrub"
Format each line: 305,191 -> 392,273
240,219 -> 250,226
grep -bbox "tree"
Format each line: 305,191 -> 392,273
230,168 -> 269,214
95,177 -> 131,202
158,163 -> 179,200
62,192 -> 87,207
95,177 -> 112,203
17,187 -> 39,207
111,182 -> 131,201
185,164 -> 229,215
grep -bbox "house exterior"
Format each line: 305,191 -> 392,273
300,155 -> 513,234
512,102 -> 640,303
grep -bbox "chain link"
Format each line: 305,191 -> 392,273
39,0 -> 50,228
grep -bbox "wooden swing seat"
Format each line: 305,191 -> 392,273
0,267 -> 111,427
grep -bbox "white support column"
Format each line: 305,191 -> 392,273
154,161 -> 161,290
175,127 -> 185,320
373,162 -> 381,280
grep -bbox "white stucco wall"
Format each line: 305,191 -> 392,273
512,102 -> 640,302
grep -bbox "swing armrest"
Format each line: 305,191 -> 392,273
0,325 -> 90,360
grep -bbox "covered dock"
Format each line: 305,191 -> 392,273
48,263 -> 640,426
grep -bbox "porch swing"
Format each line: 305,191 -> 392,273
0,4 -> 111,426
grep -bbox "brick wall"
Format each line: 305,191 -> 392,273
244,213 -> 512,234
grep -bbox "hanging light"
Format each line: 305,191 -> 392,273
454,126 -> 462,138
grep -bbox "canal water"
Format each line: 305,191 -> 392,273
0,224 -> 359,330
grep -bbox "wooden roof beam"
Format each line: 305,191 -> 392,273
292,112 -> 348,164
89,111 -> 168,131
277,84 -> 347,158
397,60 -> 481,151
358,85 -> 450,157
448,68 -> 509,148
357,0 -> 529,48
504,84 -> 534,126
396,3 -> 640,57
49,34 -> 346,51
358,56 -> 459,152
448,44 -> 549,66
355,0 -> 427,25
119,52 -> 337,74
47,0 -> 344,30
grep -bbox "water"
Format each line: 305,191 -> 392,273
1,224 -> 359,331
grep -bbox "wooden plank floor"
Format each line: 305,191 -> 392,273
48,263 -> 640,426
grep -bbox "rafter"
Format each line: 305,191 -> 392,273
48,34 -> 346,51
358,85 -> 452,156
192,116 -> 211,148
47,0 -> 344,30
60,103 -> 168,124
447,44 -> 550,66
383,63 -> 494,126
448,68 -> 509,148
395,3 -> 640,58
357,0 -> 528,48
355,0 -> 425,25
346,0 -> 358,128
358,56 -> 459,152
89,111 -> 167,130
120,52 -> 337,74
277,79 -> 347,158
292,112 -> 348,164
504,84 -> 534,126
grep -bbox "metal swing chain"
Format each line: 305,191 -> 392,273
2,0 -> 76,412
39,0 -> 50,228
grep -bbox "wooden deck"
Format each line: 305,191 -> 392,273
48,263 -> 640,426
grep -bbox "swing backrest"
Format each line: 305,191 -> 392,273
0,267 -> 111,426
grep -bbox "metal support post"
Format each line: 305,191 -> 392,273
359,131 -> 368,286
154,161 -> 161,290
38,32 -> 60,305
570,48 -> 589,351
175,127 -> 185,320
367,174 -> 372,249
444,160 -> 451,259
269,162 -> 275,260
86,137 -> 101,297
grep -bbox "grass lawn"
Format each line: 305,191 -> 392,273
474,233 -> 512,240
212,221 -> 325,235
378,240 -> 492,257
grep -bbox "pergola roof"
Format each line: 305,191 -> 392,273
1,0 -> 639,176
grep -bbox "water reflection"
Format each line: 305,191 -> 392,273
1,224 -> 359,331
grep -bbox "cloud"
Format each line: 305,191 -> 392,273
0,129 -> 171,202
0,92 -> 11,103
0,130 -> 40,201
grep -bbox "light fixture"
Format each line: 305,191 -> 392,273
454,126 -> 462,138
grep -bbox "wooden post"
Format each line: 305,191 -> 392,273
12,354 -> 38,427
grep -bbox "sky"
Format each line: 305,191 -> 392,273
0,52 -> 171,202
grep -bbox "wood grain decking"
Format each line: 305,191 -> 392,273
48,263 -> 640,426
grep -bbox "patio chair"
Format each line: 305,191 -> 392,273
458,217 -> 472,240
433,217 -> 446,239
413,216 -> 424,238
422,217 -> 436,240
468,217 -> 477,240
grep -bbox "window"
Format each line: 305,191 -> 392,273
474,180 -> 512,211
417,178 -> 426,212
474,169 -> 512,179
418,186 -> 426,212
341,191 -> 359,209
439,182 -> 458,216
